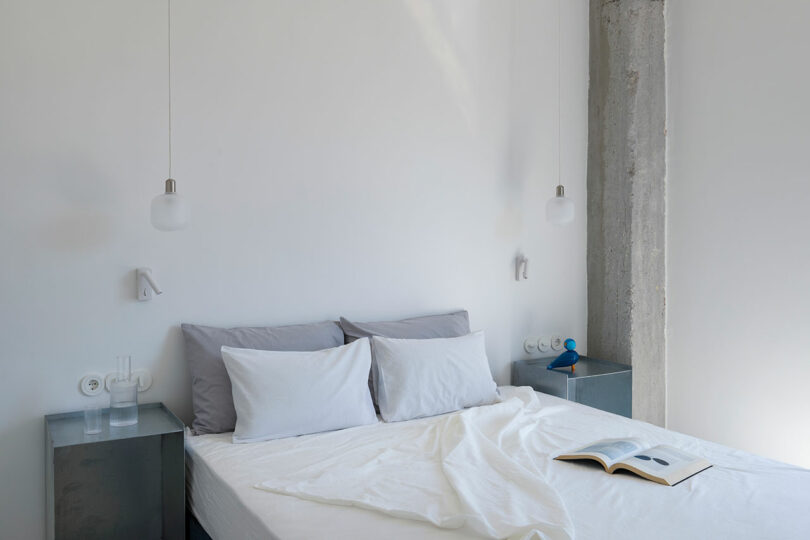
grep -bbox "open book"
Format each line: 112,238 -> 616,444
554,438 -> 712,486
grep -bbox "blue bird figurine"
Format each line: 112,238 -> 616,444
547,338 -> 580,372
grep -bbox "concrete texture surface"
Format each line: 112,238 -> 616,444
587,0 -> 666,425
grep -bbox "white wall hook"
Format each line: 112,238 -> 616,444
515,254 -> 528,281
136,268 -> 163,301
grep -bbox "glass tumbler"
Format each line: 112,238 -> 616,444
83,405 -> 103,435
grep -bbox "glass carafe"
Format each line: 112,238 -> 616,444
109,355 -> 138,427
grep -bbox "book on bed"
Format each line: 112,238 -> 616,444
554,438 -> 712,486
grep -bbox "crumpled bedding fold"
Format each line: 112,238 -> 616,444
257,388 -> 573,540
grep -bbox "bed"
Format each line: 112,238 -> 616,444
185,386 -> 810,540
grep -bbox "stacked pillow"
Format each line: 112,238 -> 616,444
339,310 -> 471,344
221,339 -> 378,443
182,321 -> 344,435
371,331 -> 499,422
339,310 -> 471,408
182,311 -> 500,443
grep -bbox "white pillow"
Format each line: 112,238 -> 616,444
221,338 -> 378,443
372,331 -> 499,422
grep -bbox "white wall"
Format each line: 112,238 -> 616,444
0,1 -> 589,537
667,0 -> 810,467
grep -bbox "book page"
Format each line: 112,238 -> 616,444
616,445 -> 709,484
558,438 -> 646,467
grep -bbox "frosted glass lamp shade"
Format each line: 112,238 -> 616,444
151,179 -> 189,231
546,185 -> 574,225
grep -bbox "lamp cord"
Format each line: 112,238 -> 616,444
168,0 -> 172,179
557,0 -> 561,190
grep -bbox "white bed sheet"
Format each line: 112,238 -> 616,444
186,387 -> 810,540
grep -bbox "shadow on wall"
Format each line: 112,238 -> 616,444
9,152 -> 118,252
403,0 -> 477,130
152,326 -> 193,425
39,205 -> 113,252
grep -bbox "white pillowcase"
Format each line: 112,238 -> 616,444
372,331 -> 499,422
221,338 -> 378,443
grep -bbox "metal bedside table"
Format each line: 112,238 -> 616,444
45,402 -> 185,540
512,356 -> 632,417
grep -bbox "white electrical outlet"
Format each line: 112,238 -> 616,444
550,335 -> 564,351
79,373 -> 104,396
537,336 -> 551,353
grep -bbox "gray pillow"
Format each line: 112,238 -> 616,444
339,311 -> 471,405
182,321 -> 344,435
339,310 -> 470,343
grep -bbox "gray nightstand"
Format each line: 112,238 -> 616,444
512,356 -> 632,417
45,402 -> 185,540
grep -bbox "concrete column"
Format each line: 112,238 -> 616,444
587,0 -> 666,425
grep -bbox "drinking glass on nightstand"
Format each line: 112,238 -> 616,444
83,404 -> 102,435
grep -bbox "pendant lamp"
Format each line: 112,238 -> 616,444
546,0 -> 574,226
546,184 -> 574,225
151,0 -> 189,231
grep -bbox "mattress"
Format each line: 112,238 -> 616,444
186,387 -> 810,539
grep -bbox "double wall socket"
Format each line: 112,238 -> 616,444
79,370 -> 153,396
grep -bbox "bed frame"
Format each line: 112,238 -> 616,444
187,510 -> 213,540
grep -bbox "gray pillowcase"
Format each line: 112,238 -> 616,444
339,310 -> 470,343
182,321 -> 344,435
338,311 -> 471,405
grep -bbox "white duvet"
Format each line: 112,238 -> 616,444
257,388 -> 573,539
187,387 -> 810,540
